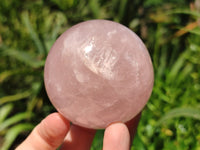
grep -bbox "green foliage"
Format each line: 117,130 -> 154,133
0,104 -> 34,150
0,0 -> 200,149
1,123 -> 33,150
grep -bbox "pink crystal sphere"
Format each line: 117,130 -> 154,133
44,20 -> 154,129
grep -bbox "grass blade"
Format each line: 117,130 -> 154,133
2,48 -> 45,68
0,70 -> 15,83
89,0 -> 100,18
1,123 -> 34,150
188,27 -> 200,35
0,91 -> 31,105
119,0 -> 128,21
0,112 -> 32,132
132,133 -> 146,150
167,51 -> 186,82
169,9 -> 200,18
22,11 -> 45,55
91,130 -> 104,150
157,107 -> 200,125
176,63 -> 193,84
0,69 -> 29,83
0,104 -> 13,123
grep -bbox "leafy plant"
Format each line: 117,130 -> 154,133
0,104 -> 34,150
0,0 -> 200,149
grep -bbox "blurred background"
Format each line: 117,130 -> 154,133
0,0 -> 200,149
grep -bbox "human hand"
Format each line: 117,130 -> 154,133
16,112 -> 140,150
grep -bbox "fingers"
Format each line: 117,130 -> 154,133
103,123 -> 130,150
60,112 -> 140,150
16,112 -> 141,150
16,113 -> 70,150
60,125 -> 96,150
126,112 -> 141,142
103,113 -> 141,150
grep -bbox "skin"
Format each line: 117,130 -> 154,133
16,112 -> 141,150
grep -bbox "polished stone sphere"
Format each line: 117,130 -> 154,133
44,20 -> 154,129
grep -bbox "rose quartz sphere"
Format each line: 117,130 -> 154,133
44,20 -> 154,129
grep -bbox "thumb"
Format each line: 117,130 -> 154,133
103,123 -> 130,150
16,113 -> 70,150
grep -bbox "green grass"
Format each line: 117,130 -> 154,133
0,0 -> 200,149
